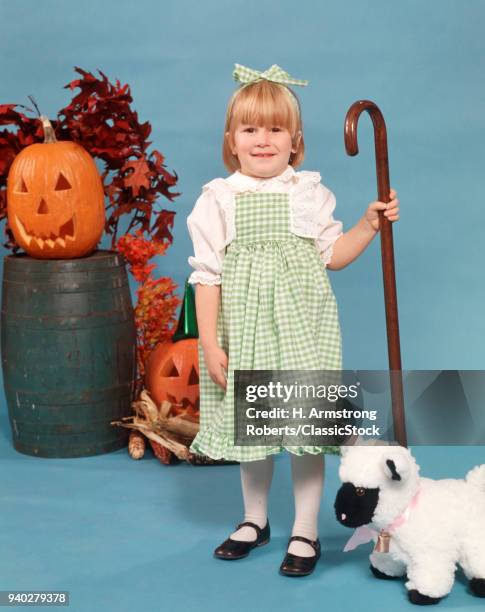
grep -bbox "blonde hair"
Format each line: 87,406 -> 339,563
223,80 -> 305,173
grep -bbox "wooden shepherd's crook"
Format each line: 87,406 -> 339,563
344,100 -> 407,447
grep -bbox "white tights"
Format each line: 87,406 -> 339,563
230,454 -> 324,557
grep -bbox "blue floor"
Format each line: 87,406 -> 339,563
1,404 -> 485,612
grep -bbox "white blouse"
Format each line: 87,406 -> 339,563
187,165 -> 343,285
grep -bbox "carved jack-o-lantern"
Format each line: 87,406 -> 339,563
145,339 -> 199,420
7,116 -> 105,259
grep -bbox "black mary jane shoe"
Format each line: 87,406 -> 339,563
279,536 -> 321,577
214,520 -> 270,560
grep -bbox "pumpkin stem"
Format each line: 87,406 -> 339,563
40,115 -> 58,144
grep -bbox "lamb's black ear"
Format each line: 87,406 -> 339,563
386,459 -> 401,481
381,447 -> 413,482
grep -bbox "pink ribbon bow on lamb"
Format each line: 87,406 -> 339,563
343,525 -> 378,552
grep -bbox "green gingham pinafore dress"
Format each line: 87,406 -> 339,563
190,191 -> 342,462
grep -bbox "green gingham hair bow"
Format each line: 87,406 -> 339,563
233,63 -> 309,87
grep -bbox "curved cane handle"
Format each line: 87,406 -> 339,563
344,100 -> 390,205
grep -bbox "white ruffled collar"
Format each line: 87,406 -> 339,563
225,165 -> 297,192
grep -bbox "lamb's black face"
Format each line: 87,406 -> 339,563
334,483 -> 380,528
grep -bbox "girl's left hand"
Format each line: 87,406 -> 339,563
365,189 -> 399,232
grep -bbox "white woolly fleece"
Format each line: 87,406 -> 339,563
339,445 -> 485,599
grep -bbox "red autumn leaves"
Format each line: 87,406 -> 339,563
117,231 -> 180,385
0,67 -> 179,248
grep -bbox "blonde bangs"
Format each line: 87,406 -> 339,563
229,81 -> 299,135
223,80 -> 305,172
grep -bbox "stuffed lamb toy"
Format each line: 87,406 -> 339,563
334,444 -> 485,605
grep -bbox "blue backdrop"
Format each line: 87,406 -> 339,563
2,0 -> 484,370
2,3 -> 485,612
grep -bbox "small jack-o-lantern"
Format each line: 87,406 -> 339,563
145,339 -> 199,421
7,115 -> 105,259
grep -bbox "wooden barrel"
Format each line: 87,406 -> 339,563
1,250 -> 136,457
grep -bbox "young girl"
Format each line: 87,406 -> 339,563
186,63 -> 399,576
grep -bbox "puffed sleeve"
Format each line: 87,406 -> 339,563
314,183 -> 343,266
187,187 -> 227,285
